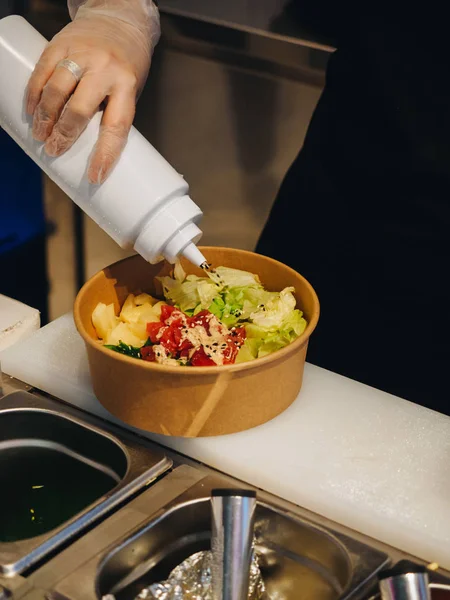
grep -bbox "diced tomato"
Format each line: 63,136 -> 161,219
190,347 -> 216,366
188,310 -> 211,333
172,326 -> 182,346
145,308 -> 244,366
172,326 -> 192,351
159,326 -> 178,354
219,327 -> 246,365
222,344 -> 237,365
141,345 -> 156,362
232,327 -> 246,345
146,321 -> 165,342
168,315 -> 185,330
160,304 -> 176,322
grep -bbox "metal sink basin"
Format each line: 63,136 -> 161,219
94,478 -> 389,600
98,499 -> 348,599
0,391 -> 172,578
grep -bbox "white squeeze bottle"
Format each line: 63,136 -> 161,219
0,15 -> 207,267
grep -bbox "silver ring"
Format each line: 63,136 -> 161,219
56,58 -> 83,83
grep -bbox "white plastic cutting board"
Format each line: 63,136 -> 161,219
0,294 -> 40,351
2,314 -> 450,568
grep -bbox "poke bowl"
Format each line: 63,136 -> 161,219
73,247 -> 320,437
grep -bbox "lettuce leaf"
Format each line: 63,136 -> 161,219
249,287 -> 297,330
159,263 -> 308,362
212,266 -> 261,289
209,288 -> 246,327
235,338 -> 261,363
238,306 -> 307,360
159,263 -> 263,316
158,273 -> 218,313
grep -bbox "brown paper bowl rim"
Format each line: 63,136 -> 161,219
74,247 -> 320,376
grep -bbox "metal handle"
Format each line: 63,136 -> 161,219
430,584 -> 450,592
369,583 -> 450,600
379,571 -> 430,600
210,488 -> 257,600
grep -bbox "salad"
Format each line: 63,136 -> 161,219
91,262 -> 307,367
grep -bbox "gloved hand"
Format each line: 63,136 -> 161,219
26,0 -> 160,184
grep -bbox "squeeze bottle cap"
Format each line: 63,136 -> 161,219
134,195 -> 205,265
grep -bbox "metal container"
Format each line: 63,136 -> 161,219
378,566 -> 430,600
0,390 -> 172,577
35,474 -> 389,599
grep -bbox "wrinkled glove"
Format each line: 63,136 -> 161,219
26,0 -> 160,184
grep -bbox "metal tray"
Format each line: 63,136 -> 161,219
0,391 -> 172,577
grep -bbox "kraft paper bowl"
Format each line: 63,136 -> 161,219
74,247 -> 320,437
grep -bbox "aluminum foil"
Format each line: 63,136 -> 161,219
133,549 -> 266,600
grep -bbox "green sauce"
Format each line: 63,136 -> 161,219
0,446 -> 117,542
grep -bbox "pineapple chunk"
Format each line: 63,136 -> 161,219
120,294 -> 138,323
135,293 -> 156,306
135,303 -> 161,323
105,322 -> 145,347
92,302 -> 120,340
120,296 -> 160,325
93,293 -> 169,348
151,301 -> 166,319
121,304 -> 160,340
127,320 -> 148,340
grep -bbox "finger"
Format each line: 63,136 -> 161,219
88,89 -> 136,185
32,65 -> 82,142
45,74 -> 108,157
26,45 -> 66,115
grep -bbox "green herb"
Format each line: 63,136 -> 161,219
105,341 -> 142,359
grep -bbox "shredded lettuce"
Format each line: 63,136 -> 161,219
235,338 -> 261,363
249,287 -> 297,330
212,266 -> 261,288
158,261 -> 308,361
236,309 -> 307,362
158,274 -> 218,313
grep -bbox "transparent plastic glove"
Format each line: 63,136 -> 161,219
26,0 -> 160,184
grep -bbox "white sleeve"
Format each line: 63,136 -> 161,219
67,0 -> 161,47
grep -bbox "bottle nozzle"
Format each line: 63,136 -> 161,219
181,242 -> 208,268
